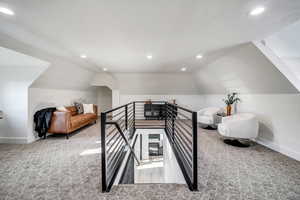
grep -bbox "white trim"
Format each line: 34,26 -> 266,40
255,137 -> 300,161
27,136 -> 39,144
0,137 -> 28,144
253,41 -> 300,92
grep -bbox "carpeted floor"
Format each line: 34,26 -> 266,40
0,122 -> 300,200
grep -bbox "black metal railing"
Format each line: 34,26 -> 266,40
101,101 -> 198,192
165,103 -> 198,191
101,103 -> 134,192
134,101 -> 166,129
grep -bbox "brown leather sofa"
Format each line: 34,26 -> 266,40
48,105 -> 98,139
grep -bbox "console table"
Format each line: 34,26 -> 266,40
144,103 -> 177,120
144,104 -> 165,120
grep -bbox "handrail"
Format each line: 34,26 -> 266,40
101,101 -> 198,192
166,102 -> 195,113
133,100 -> 166,103
103,103 -> 131,114
106,122 -> 140,165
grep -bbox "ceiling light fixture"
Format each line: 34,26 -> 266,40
147,55 -> 153,60
181,67 -> 187,72
250,6 -> 265,16
196,54 -> 203,59
0,7 -> 15,16
80,54 -> 87,59
103,68 -> 108,71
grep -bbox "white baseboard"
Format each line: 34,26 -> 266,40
0,137 -> 28,144
256,137 -> 300,161
27,136 -> 39,144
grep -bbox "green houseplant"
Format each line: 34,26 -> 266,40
223,92 -> 241,116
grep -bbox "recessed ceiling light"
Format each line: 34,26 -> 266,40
80,54 -> 87,59
196,54 -> 203,59
181,67 -> 187,72
0,7 -> 14,16
147,55 -> 153,60
250,7 -> 265,16
103,68 -> 108,71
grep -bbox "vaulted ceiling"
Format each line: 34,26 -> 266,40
1,0 -> 300,73
0,46 -> 49,68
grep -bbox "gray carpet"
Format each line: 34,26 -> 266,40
0,122 -> 300,200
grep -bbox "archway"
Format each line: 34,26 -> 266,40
94,86 -> 113,115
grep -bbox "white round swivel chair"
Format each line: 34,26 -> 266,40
218,113 -> 259,147
197,107 -> 223,129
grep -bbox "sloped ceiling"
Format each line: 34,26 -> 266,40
0,30 -> 97,91
1,0 -> 300,73
31,60 -> 96,91
265,20 -> 300,84
1,1 -> 300,93
0,46 -> 48,68
0,46 -> 49,80
0,46 -> 49,92
194,43 -> 298,94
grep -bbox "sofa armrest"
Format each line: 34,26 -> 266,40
48,111 -> 71,133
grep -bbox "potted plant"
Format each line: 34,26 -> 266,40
223,93 -> 241,116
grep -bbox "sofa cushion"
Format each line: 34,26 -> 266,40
66,106 -> 78,116
56,106 -> 68,112
74,102 -> 84,114
70,114 -> 96,128
83,104 -> 94,114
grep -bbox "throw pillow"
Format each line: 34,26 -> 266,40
74,102 -> 84,114
56,106 -> 68,112
83,104 -> 94,114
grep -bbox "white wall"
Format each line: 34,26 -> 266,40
28,87 -> 97,142
91,73 -> 119,90
112,90 -> 121,109
0,66 -> 48,143
0,47 -> 49,144
96,86 -> 112,114
0,67 -> 36,143
114,73 -> 199,95
120,94 -> 204,111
